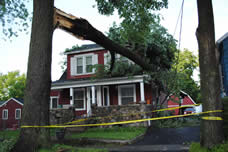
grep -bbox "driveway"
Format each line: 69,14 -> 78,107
109,126 -> 200,152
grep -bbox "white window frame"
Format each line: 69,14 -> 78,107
73,88 -> 86,111
2,109 -> 8,120
118,84 -> 136,105
71,53 -> 98,76
15,109 -> 21,119
103,86 -> 110,106
50,96 -> 59,109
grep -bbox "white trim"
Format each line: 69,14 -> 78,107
92,86 -> 96,105
168,104 -> 195,107
73,88 -> 86,111
217,32 -> 228,44
86,87 -> 92,115
50,96 -> 59,109
97,86 -> 102,107
64,47 -> 104,55
103,86 -> 110,106
118,84 -> 136,105
70,53 -> 98,76
0,98 -> 23,107
52,75 -> 145,90
70,88 -> 73,105
180,90 -> 196,105
140,81 -> 145,102
15,109 -> 21,119
2,109 -> 8,120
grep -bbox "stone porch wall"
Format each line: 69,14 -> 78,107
49,108 -> 74,125
90,104 -> 153,127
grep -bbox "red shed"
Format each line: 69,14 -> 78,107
167,91 -> 196,115
0,98 -> 23,129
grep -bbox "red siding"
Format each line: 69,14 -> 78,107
0,99 -> 23,129
109,85 -> 118,105
67,50 -> 107,80
50,90 -> 59,96
168,95 -> 195,115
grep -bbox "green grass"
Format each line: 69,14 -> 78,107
189,142 -> 228,152
0,130 -> 19,139
67,126 -> 146,140
39,144 -> 108,152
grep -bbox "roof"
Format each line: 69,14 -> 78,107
64,44 -> 105,55
217,32 -> 228,44
51,75 -> 146,90
0,98 -> 24,107
0,101 -> 6,106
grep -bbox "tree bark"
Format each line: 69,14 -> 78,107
196,0 -> 224,148
10,0 -> 54,151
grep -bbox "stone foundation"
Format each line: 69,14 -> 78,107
49,108 -> 74,125
90,104 -> 153,127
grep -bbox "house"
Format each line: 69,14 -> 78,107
167,91 -> 196,115
217,32 -> 228,97
50,44 -> 153,118
0,98 -> 23,129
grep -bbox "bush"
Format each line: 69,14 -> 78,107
0,138 -> 17,152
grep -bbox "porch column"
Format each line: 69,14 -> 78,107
87,87 -> 91,116
97,86 -> 102,107
70,88 -> 74,106
140,81 -> 145,103
92,86 -> 96,105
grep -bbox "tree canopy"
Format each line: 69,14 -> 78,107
0,71 -> 26,101
0,0 -> 30,39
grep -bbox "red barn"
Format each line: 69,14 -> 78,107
0,98 -> 23,129
167,91 -> 196,115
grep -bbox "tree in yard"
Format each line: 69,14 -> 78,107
172,49 -> 201,102
10,0 -> 54,151
0,0 -> 30,39
0,71 -> 26,101
196,0 -> 224,148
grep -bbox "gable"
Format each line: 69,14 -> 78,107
0,98 -> 24,107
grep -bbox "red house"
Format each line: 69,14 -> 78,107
0,98 -> 23,129
167,91 -> 196,115
50,44 -> 153,117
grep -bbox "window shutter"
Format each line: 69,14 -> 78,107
92,54 -> 98,72
70,57 -> 76,76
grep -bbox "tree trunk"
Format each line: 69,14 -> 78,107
196,0 -> 224,148
10,0 -> 54,151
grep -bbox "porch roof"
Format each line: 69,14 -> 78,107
51,75 -> 146,90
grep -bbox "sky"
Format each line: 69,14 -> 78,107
0,0 -> 228,81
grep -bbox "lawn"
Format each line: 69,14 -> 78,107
66,126 -> 146,140
39,144 -> 108,152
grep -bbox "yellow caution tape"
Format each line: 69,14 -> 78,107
21,109 -> 223,128
64,104 -> 201,125
202,116 -> 223,120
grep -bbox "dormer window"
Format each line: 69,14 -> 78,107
71,53 -> 98,76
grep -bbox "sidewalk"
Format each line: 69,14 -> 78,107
108,144 -> 189,152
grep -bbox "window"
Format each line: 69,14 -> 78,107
71,54 -> 98,76
2,109 -> 8,120
118,85 -> 136,105
74,88 -> 85,110
15,109 -> 21,119
76,57 -> 83,74
50,97 -> 59,109
86,56 -> 93,73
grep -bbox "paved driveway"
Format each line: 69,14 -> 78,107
109,126 -> 200,152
